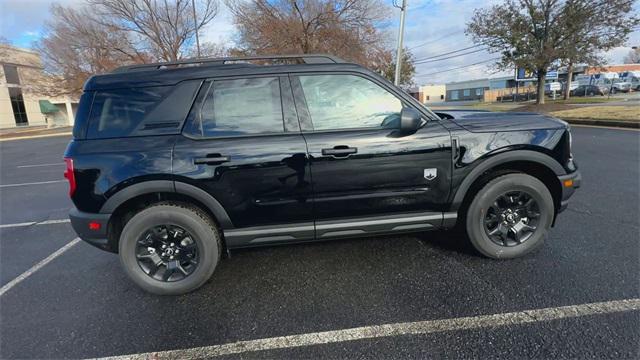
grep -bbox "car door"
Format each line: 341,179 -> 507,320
173,75 -> 314,246
290,72 -> 453,238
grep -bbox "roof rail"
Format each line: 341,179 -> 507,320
112,54 -> 344,73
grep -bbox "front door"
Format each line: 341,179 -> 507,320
290,73 -> 452,237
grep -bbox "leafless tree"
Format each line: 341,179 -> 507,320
35,0 -> 221,96
226,0 -> 415,85
90,0 -> 219,62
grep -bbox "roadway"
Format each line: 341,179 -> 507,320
0,126 -> 638,359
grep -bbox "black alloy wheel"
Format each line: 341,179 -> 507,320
483,191 -> 540,247
136,224 -> 199,282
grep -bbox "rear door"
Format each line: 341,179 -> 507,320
173,75 -> 314,246
291,73 -> 452,237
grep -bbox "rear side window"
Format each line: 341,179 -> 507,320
199,77 -> 284,137
86,80 -> 200,139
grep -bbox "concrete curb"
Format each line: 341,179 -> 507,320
0,132 -> 72,142
561,118 -> 640,129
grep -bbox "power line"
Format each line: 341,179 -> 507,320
414,47 -> 488,64
414,57 -> 500,78
409,30 -> 463,51
413,44 -> 484,62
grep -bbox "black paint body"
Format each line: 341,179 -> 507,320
65,61 -> 580,252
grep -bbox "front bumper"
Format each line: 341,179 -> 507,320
69,208 -> 116,252
557,170 -> 582,213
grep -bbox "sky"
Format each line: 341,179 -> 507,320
1,0 -> 638,86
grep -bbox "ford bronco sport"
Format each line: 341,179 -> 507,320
64,54 -> 581,295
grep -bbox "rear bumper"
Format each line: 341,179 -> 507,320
558,170 -> 582,213
69,208 -> 116,253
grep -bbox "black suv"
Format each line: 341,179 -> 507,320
65,54 -> 581,295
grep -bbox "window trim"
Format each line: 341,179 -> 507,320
183,74 -> 294,140
290,72 -> 412,134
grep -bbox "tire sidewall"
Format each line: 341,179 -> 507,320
119,205 -> 219,295
466,174 -> 554,259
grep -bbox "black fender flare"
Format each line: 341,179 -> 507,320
100,180 -> 234,229
450,150 -> 566,211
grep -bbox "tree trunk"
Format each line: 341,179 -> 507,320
564,62 -> 573,100
536,69 -> 547,105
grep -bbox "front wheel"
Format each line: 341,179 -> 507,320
119,203 -> 221,295
465,173 -> 554,259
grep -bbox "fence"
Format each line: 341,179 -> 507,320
483,85 -> 537,103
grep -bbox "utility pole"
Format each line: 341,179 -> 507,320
192,0 -> 201,58
393,0 -> 407,86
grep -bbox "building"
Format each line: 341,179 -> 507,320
0,45 -> 78,129
418,84 -> 446,103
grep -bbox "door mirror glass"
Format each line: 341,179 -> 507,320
400,107 -> 422,133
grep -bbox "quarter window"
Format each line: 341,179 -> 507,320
200,77 -> 284,137
298,75 -> 402,130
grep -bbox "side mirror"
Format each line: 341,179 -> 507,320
400,107 -> 422,133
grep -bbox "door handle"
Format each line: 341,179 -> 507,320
193,155 -> 230,165
322,146 -> 357,158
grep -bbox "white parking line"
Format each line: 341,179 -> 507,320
101,298 -> 640,360
16,162 -> 64,168
0,219 -> 70,229
0,180 -> 66,188
0,238 -> 80,297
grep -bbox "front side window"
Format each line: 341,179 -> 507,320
200,77 -> 284,137
298,74 -> 402,131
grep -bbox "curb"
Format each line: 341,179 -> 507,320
0,132 -> 73,142
561,118 -> 639,129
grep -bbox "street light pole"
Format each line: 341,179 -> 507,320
393,0 -> 407,86
192,0 -> 201,58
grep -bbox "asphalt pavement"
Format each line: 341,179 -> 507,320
0,126 -> 638,359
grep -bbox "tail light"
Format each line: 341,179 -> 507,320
63,157 -> 76,197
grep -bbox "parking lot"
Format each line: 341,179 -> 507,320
0,126 -> 638,359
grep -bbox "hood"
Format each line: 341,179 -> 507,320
435,110 -> 568,133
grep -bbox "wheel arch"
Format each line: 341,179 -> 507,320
451,150 -> 565,221
101,180 -> 234,253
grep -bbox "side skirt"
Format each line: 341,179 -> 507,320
224,211 -> 458,248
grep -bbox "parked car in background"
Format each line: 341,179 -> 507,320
570,85 -> 607,96
619,71 -> 640,90
611,81 -> 631,93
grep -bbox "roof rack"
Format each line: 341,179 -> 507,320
112,54 -> 344,73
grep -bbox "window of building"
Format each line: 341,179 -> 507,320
201,77 -> 284,137
440,94 -> 444,100
426,95 -> 430,101
3,64 -> 20,85
451,90 -> 459,100
475,88 -> 483,96
8,87 -> 28,125
298,74 -> 402,130
463,89 -> 470,97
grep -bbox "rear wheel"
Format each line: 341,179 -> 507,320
119,203 -> 221,295
465,173 -> 554,259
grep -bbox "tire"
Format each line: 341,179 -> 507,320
119,202 -> 221,295
465,173 -> 554,259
